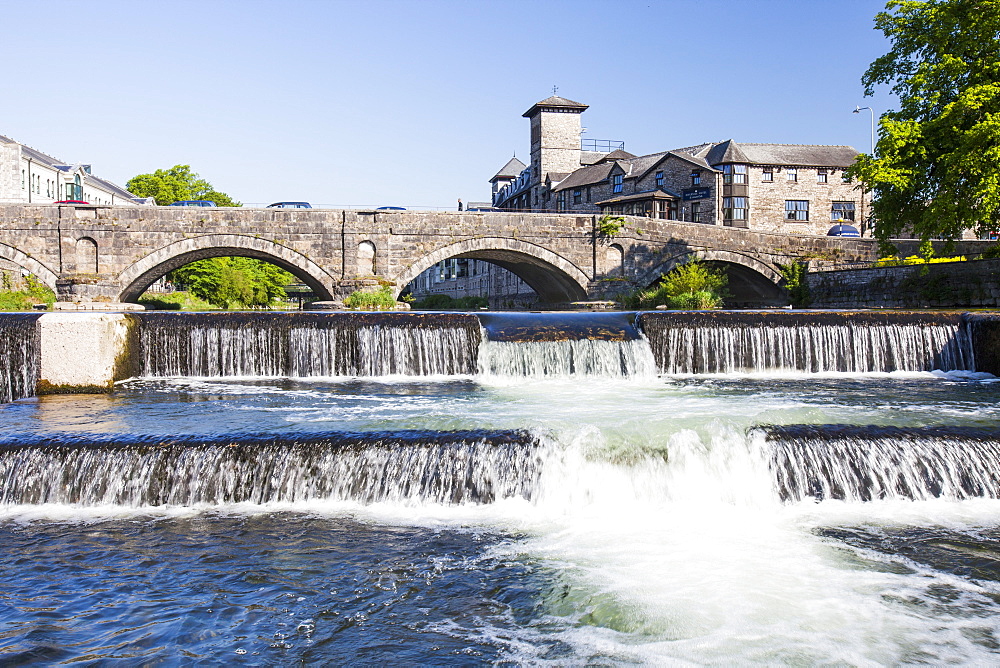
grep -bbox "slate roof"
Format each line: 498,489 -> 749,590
597,149 -> 637,162
595,188 -> 682,206
491,156 -> 526,181
523,96 -> 589,117
704,141 -> 861,167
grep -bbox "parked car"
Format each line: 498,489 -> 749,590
827,224 -> 861,237
376,206 -> 406,211
466,206 -> 501,212
54,200 -> 89,204
266,202 -> 312,209
170,200 -> 216,207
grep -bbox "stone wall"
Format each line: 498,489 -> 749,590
746,165 -> 863,236
807,259 -> 1000,308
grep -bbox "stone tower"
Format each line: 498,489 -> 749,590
522,96 -> 588,188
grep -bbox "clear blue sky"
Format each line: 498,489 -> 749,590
2,0 -> 895,209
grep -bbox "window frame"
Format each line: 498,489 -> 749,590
831,201 -> 856,221
723,196 -> 748,221
786,167 -> 798,182
785,199 -> 809,221
611,173 -> 623,194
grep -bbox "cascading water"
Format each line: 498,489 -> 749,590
640,311 -> 975,373
761,424 -> 1000,502
0,430 -> 544,506
477,311 -> 657,377
0,313 -> 39,403
0,309 -> 999,664
132,311 -> 481,377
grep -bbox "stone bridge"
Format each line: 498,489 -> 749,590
0,204 -> 878,306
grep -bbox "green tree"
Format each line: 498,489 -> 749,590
847,0 -> 1000,251
168,257 -> 293,309
126,165 -> 241,206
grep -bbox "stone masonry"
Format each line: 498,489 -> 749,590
0,203 -> 880,307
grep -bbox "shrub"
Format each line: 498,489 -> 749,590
597,215 -> 627,238
777,262 -> 810,307
344,285 -> 397,310
625,259 -> 728,309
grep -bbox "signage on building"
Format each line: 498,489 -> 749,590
682,187 -> 710,201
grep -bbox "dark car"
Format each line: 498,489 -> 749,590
170,200 -> 216,207
54,200 -> 89,204
827,224 -> 861,237
266,202 -> 312,209
375,206 -> 406,211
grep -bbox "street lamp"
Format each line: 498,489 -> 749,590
853,105 -> 875,155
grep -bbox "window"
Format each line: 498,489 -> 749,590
785,200 -> 809,221
667,200 -> 678,220
786,168 -> 798,182
691,201 -> 702,223
573,189 -> 582,204
691,170 -> 701,186
655,171 -> 664,187
762,167 -> 773,182
556,192 -> 566,211
817,169 -> 828,184
831,201 -> 856,221
611,173 -> 623,193
723,196 -> 748,221
586,186 -> 591,203
723,164 -> 746,184
842,172 -> 852,184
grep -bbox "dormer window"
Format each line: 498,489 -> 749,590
612,173 -> 623,193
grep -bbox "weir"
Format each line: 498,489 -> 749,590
0,430 -> 543,506
0,310 -> 993,400
761,425 -> 1000,502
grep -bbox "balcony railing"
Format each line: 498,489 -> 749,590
581,139 -> 625,153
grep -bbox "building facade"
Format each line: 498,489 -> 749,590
491,96 -> 866,238
406,258 -> 535,310
0,135 -> 143,206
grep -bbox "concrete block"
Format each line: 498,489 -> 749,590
37,313 -> 131,393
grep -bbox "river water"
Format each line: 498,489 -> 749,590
1,311 -> 999,664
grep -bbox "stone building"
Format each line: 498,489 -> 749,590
406,258 -> 535,310
491,96 -> 866,237
0,134 -> 142,206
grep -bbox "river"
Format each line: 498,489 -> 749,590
0,310 -> 998,664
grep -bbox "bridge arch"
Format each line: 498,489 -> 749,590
117,234 -> 336,302
391,237 -> 590,304
636,249 -> 787,306
0,243 -> 59,291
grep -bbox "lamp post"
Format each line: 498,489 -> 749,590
853,105 -> 875,155
852,105 -> 876,238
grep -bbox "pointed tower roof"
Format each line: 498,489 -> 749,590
491,156 -> 527,181
522,96 -> 589,118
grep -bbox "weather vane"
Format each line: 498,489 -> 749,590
552,85 -> 559,95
